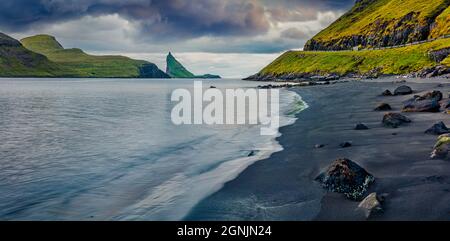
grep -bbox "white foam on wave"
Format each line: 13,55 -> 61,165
114,89 -> 309,221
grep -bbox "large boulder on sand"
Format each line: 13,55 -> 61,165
374,103 -> 392,111
402,91 -> 442,112
315,158 -> 374,200
382,113 -> 411,128
425,122 -> 449,135
381,89 -> 393,96
394,85 -> 413,95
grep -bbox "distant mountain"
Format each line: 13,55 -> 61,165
166,52 -> 221,79
20,34 -> 169,78
304,0 -> 450,51
0,32 -> 73,77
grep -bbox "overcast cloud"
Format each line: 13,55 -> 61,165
0,0 -> 354,77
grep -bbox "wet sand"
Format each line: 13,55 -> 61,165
185,77 -> 450,221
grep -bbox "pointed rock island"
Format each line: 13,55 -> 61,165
166,52 -> 220,79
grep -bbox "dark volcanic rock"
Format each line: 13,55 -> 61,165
314,144 -> 325,149
315,158 -> 374,200
402,98 -> 440,112
381,89 -> 393,96
425,122 -> 449,135
374,103 -> 392,111
340,142 -> 353,148
394,85 -> 413,95
401,91 -> 443,112
416,91 -> 443,101
355,123 -> 369,130
382,113 -> 411,128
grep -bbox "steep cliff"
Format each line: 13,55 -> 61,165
304,0 -> 450,51
166,52 -> 221,79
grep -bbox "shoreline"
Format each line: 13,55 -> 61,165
185,77 -> 450,220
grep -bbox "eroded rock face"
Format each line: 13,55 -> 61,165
416,91 -> 443,101
382,113 -> 411,128
315,158 -> 374,200
425,122 -> 449,135
394,85 -> 413,95
374,103 -> 392,111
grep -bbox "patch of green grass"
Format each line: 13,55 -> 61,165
0,34 -> 76,77
20,35 -> 157,78
260,38 -> 450,76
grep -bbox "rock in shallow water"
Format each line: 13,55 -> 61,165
339,142 -> 352,148
382,113 -> 411,128
374,103 -> 392,111
355,123 -> 369,130
425,122 -> 449,135
394,85 -> 413,95
357,193 -> 384,219
381,89 -> 393,96
315,158 -> 374,200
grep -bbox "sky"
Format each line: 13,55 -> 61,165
0,0 -> 354,78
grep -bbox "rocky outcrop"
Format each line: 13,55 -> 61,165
429,47 -> 450,62
382,113 -> 411,128
304,1 -> 450,51
315,158 -> 374,200
414,65 -> 450,78
138,63 -> 170,78
425,121 -> 449,135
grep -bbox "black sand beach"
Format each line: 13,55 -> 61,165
186,77 -> 450,221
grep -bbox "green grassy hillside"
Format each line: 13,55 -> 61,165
305,0 -> 450,50
259,38 -> 450,77
21,34 -> 169,78
0,33 -> 74,77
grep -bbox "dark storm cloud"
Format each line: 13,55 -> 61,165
0,0 -> 354,39
0,0 -> 269,39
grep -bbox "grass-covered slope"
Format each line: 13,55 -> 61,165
165,52 -> 221,79
21,34 -> 169,78
255,38 -> 450,78
0,33 -> 74,77
305,0 -> 450,50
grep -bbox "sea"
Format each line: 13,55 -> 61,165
0,78 -> 307,220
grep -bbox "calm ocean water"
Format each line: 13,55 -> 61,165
0,78 -> 307,220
